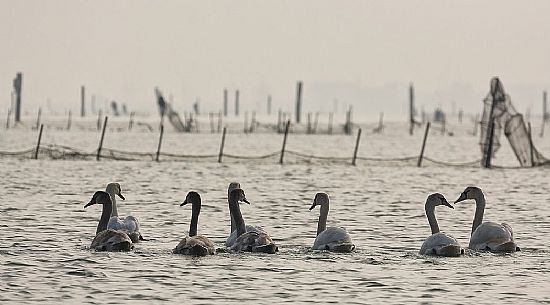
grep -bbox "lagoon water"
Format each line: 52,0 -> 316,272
1,117 -> 549,304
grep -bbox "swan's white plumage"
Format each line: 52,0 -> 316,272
312,226 -> 354,251
420,232 -> 460,255
225,225 -> 265,247
469,221 -> 515,251
107,215 -> 140,234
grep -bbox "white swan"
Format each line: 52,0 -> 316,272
455,186 -> 519,252
227,188 -> 277,253
225,182 -> 265,247
419,193 -> 462,256
84,191 -> 133,252
105,183 -> 142,243
173,191 -> 215,256
309,193 -> 355,252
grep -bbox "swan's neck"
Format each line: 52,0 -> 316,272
317,203 -> 329,236
230,209 -> 236,234
472,193 -> 486,235
229,201 -> 246,237
106,189 -> 119,217
189,202 -> 200,237
97,202 -> 112,235
425,204 -> 440,235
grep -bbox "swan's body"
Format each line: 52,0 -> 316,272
309,193 -> 355,252
84,191 -> 133,252
419,193 -> 462,257
224,182 -> 266,247
105,183 -> 142,243
227,188 -> 277,254
173,191 -> 215,256
455,187 -> 519,252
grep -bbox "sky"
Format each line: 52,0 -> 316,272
1,0 -> 550,121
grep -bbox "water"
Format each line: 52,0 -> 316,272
1,119 -> 550,304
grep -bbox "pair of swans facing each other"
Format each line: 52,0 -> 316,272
420,187 -> 519,257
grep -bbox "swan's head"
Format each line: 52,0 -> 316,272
229,188 -> 250,204
181,191 -> 201,206
426,193 -> 453,209
84,191 -> 112,208
228,182 -> 241,197
106,183 -> 125,200
309,192 -> 329,210
454,186 -> 483,203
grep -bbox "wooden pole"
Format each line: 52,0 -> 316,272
67,111 -> 72,130
409,83 -> 414,135
6,108 -> 11,129
473,114 -> 479,136
295,81 -> 303,123
223,88 -> 228,117
97,116 -> 108,161
313,112 -> 319,134
352,128 -> 362,166
328,112 -> 333,135
277,109 -> 282,133
244,112 -> 249,134
250,111 -> 256,133
279,120 -> 290,164
417,122 -> 430,167
34,124 -> 44,160
14,72 -> 22,123
484,80 -> 499,168
528,122 -> 534,167
307,112 -> 312,134
128,111 -> 135,130
81,85 -> 86,117
209,112 -> 215,133
217,111 -> 222,133
235,90 -> 239,116
378,112 -> 384,133
218,127 -> 227,163
156,124 -> 164,162
97,110 -> 102,131
541,91 -> 547,137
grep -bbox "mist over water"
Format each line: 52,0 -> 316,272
1,117 -> 549,304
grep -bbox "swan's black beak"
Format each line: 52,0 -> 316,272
117,193 -> 125,200
454,192 -> 467,204
180,199 -> 188,206
242,197 -> 250,204
442,199 -> 454,209
84,200 -> 95,208
309,201 -> 316,211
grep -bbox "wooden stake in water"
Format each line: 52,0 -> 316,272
484,80 -> 499,169
541,91 -> 547,137
277,109 -> 282,133
97,110 -> 102,131
217,111 -> 222,133
528,122 -> 534,167
295,81 -> 303,123
352,128 -> 362,166
409,83 -> 414,135
307,113 -> 312,134
81,86 -> 86,117
34,124 -> 44,160
313,112 -> 319,134
244,112 -> 249,134
417,122 -> 430,167
209,112 -> 215,133
235,90 -> 240,116
223,88 -> 228,117
472,114 -> 479,136
6,108 -> 11,129
97,116 -> 108,161
128,112 -> 135,130
218,127 -> 227,163
250,111 -> 256,133
279,120 -> 290,164
156,124 -> 164,162
67,111 -> 72,130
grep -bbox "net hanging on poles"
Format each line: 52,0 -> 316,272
480,78 -> 549,167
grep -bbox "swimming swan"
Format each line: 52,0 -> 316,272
84,191 -> 133,252
227,188 -> 277,254
225,182 -> 265,247
455,186 -> 519,252
309,193 -> 355,252
173,191 -> 216,256
105,183 -> 142,243
419,193 -> 462,256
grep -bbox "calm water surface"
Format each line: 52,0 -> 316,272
1,120 -> 549,304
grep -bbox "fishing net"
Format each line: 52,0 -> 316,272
480,78 -> 550,166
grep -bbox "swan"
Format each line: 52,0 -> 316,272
455,186 -> 519,252
84,191 -> 133,252
225,182 -> 265,247
309,193 -> 355,252
173,191 -> 216,256
227,188 -> 277,254
419,193 -> 462,256
104,183 -> 143,243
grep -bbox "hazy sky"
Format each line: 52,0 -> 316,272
1,0 -> 550,120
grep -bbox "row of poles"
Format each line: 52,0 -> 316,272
31,116 -> 437,167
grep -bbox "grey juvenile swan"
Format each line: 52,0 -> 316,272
455,186 -> 519,252
225,182 -> 266,247
419,193 -> 462,256
105,183 -> 143,243
227,188 -> 277,253
173,191 -> 216,256
309,193 -> 355,252
84,191 -> 133,251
